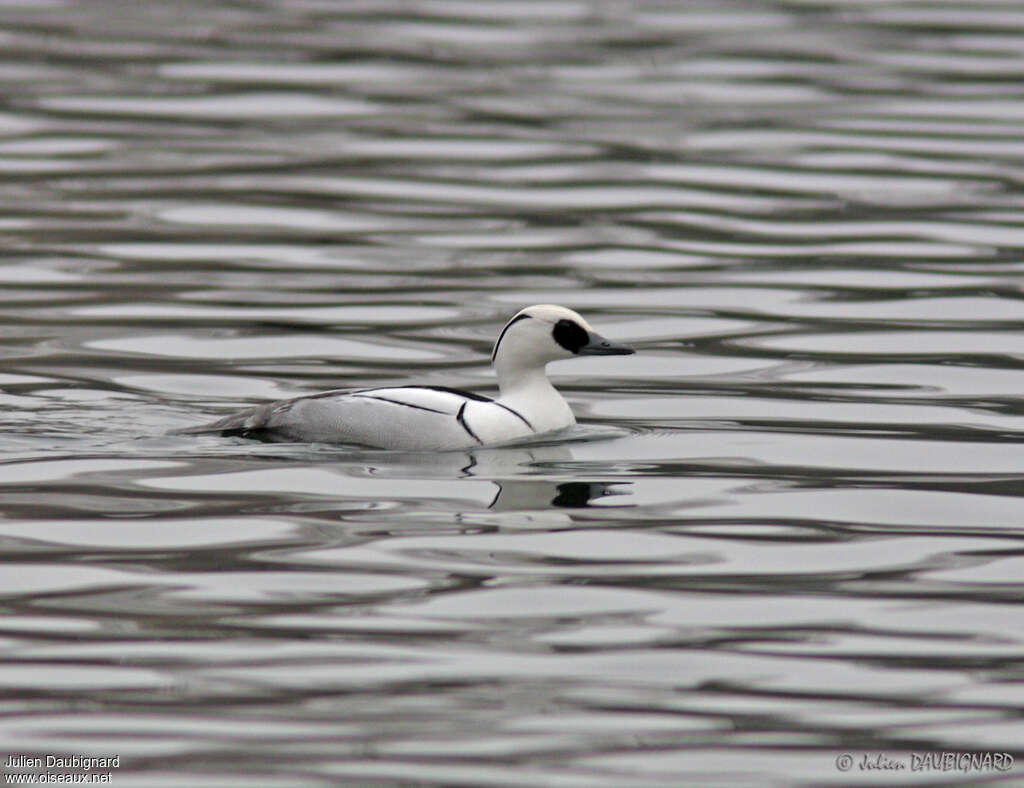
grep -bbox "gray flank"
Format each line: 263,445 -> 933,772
352,394 -> 449,414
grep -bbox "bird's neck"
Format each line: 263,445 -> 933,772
496,362 -> 553,397
494,360 -> 574,431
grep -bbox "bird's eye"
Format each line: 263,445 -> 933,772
552,319 -> 589,353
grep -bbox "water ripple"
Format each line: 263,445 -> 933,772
0,1 -> 1023,786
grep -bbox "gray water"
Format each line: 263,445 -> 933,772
1,1 -> 1023,786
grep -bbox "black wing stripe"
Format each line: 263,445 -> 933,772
419,384 -> 492,403
495,402 -> 533,430
357,385 -> 493,403
456,402 -> 482,444
352,394 -> 449,414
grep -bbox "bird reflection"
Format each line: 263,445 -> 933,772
425,442 -> 633,511
490,479 -> 629,510
228,436 -> 633,512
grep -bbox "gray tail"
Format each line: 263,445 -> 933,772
173,406 -> 260,436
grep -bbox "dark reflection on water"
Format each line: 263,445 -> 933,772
1,0 -> 1024,785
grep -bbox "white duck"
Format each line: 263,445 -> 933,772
183,304 -> 634,450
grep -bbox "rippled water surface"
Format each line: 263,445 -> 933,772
3,1 -> 1024,786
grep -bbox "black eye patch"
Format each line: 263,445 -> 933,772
552,318 -> 589,353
